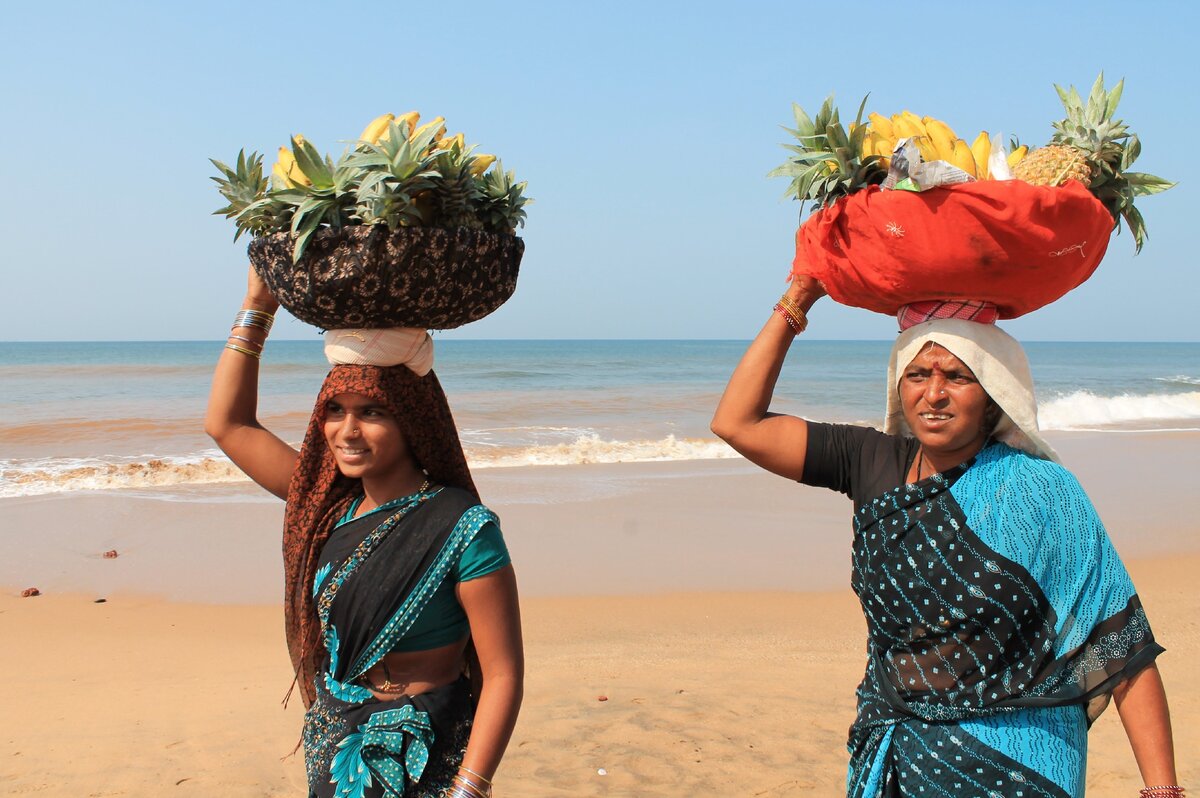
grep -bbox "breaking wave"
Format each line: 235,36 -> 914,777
1039,390 -> 1200,430
0,435 -> 739,498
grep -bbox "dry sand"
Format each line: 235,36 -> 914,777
1,433 -> 1197,796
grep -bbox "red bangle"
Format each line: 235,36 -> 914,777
774,302 -> 805,335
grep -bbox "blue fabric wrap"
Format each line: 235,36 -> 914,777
948,445 -> 1137,655
846,443 -> 1161,798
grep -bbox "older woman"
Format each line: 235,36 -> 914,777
711,277 -> 1182,798
206,268 -> 522,798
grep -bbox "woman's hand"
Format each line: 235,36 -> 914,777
245,265 -> 280,314
785,273 -> 827,311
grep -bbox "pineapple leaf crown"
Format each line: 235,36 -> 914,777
211,114 -> 529,262
769,94 -> 887,217
1049,73 -> 1175,252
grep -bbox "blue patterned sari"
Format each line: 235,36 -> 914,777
847,443 -> 1162,798
302,486 -> 497,798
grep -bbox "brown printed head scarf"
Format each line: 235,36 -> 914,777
282,364 -> 478,707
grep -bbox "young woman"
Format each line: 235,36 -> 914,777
206,267 -> 522,798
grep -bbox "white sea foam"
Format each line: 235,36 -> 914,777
1154,375 -> 1200,387
1039,390 -> 1200,430
0,435 -> 741,498
0,450 -> 252,498
9,388 -> 1199,498
468,434 -> 739,468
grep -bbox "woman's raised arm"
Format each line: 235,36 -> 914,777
204,266 -> 299,499
710,276 -> 825,481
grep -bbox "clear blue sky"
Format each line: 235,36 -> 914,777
1,0 -> 1194,341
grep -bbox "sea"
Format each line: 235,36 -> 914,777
2,339 -> 1198,500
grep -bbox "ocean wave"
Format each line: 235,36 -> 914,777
1154,375 -> 1200,387
0,452 -> 250,498
0,435 -> 740,498
1039,390 -> 1200,430
469,434 -> 738,468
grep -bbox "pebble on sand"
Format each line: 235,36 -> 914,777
103,549 -> 119,559
21,587 -> 40,597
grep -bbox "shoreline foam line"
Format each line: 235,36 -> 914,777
0,436 -> 743,498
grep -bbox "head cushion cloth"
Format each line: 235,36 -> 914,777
282,364 -> 478,707
885,318 -> 1058,463
324,327 -> 434,374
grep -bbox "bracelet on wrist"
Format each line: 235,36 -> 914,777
448,775 -> 490,798
233,308 -> 275,334
774,293 -> 809,335
773,302 -> 806,335
227,334 -> 264,351
458,766 -> 493,788
224,342 -> 262,360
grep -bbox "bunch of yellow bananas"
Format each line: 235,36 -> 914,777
357,112 -> 495,176
858,111 -> 1029,180
272,136 -> 312,188
268,112 -> 500,189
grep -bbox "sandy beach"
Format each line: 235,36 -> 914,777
2,432 -> 1197,796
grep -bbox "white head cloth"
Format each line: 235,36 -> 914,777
323,328 -> 434,376
884,318 -> 1058,463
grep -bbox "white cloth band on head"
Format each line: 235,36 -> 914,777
884,319 -> 1059,463
323,328 -> 434,376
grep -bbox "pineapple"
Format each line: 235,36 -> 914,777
477,161 -> 530,233
210,150 -> 276,239
350,117 -> 441,230
769,95 -> 888,215
1012,74 -> 1174,251
212,112 -> 530,260
428,146 -> 484,230
1011,143 -> 1093,187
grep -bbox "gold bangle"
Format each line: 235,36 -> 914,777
775,295 -> 808,333
773,303 -> 804,335
227,334 -> 263,351
776,294 -> 808,323
224,342 -> 262,360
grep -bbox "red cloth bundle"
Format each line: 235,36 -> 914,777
792,180 -> 1115,319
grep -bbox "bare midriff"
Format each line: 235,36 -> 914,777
359,636 -> 470,701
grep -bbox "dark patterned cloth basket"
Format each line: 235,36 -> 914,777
248,225 -> 524,330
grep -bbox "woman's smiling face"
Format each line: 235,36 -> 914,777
322,393 -> 416,480
899,343 -> 995,462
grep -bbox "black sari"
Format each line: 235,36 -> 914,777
302,486 -> 496,798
